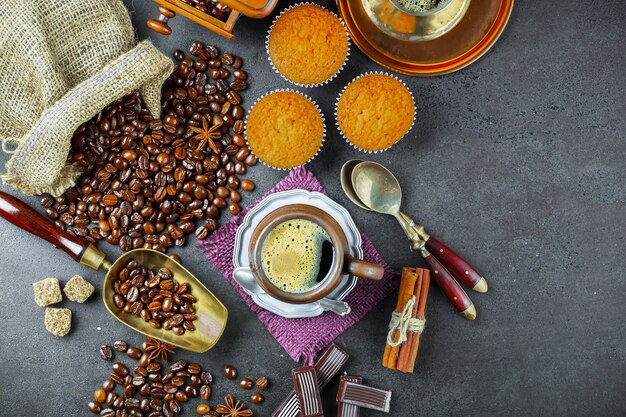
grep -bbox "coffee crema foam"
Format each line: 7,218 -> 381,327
261,219 -> 331,293
394,0 -> 441,13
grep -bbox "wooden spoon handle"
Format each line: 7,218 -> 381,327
0,191 -> 88,262
423,252 -> 476,320
425,235 -> 488,292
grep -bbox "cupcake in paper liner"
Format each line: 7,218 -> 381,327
245,89 -> 326,170
335,72 -> 415,153
266,2 -> 350,88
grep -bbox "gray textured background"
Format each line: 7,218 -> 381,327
0,0 -> 624,416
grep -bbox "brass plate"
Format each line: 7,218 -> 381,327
336,0 -> 514,76
103,249 -> 228,353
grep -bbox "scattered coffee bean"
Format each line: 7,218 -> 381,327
90,338 -> 269,417
255,375 -> 269,390
240,378 -> 253,389
251,392 -> 264,404
100,344 -> 113,361
87,401 -> 102,414
196,403 -> 211,415
126,346 -> 142,360
113,340 -> 129,352
94,388 -> 106,403
200,384 -> 212,401
224,364 -> 237,380
240,179 -> 255,191
102,379 -> 115,391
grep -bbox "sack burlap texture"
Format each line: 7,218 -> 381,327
0,0 -> 173,196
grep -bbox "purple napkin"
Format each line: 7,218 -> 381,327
198,167 -> 398,364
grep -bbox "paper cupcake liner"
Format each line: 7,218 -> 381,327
244,89 -> 326,171
334,71 -> 416,154
265,2 -> 351,88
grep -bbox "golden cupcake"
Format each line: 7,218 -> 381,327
246,91 -> 325,169
267,4 -> 349,86
336,73 -> 415,152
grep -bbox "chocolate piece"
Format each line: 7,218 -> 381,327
336,376 -> 363,417
272,343 -> 349,417
337,380 -> 391,413
292,367 -> 323,417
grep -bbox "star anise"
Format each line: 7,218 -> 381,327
188,115 -> 222,153
216,394 -> 253,417
142,337 -> 176,362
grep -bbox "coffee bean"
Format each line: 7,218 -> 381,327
233,69 -> 247,80
255,375 -> 269,389
112,362 -> 129,377
200,371 -> 213,385
173,49 -> 185,61
196,403 -> 211,415
228,203 -> 241,216
100,408 -> 115,417
244,154 -> 258,166
224,365 -> 237,380
240,179 -> 255,191
94,388 -> 107,402
88,401 -> 102,414
100,345 -> 113,361
126,346 -> 142,360
251,392 -> 264,404
103,379 -> 116,392
189,41 -> 204,56
187,363 -> 202,375
240,378 -> 253,389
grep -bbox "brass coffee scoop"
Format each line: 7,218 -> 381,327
341,160 -> 488,320
0,191 -> 227,352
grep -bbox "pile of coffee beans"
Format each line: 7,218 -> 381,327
41,41 -> 256,252
89,338 -> 270,416
112,259 -> 197,335
182,0 -> 232,22
89,340 -> 215,416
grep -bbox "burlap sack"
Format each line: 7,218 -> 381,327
0,0 -> 174,196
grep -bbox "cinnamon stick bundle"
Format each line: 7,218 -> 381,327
382,267 -> 430,373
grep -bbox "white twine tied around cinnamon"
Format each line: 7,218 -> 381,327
386,296 -> 426,347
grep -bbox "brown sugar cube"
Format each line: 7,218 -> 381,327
44,308 -> 72,336
63,275 -> 94,303
32,278 -> 63,307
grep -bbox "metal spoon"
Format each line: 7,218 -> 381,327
341,160 -> 484,320
233,267 -> 351,316
343,160 -> 488,292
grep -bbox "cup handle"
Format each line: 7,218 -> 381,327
344,255 -> 384,281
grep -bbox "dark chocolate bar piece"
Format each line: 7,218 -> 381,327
272,343 -> 349,417
337,380 -> 392,413
293,366 -> 324,417
337,376 -> 363,417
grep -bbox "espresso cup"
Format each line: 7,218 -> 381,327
245,204 -> 384,304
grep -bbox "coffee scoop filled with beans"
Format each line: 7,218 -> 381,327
0,189 -> 228,353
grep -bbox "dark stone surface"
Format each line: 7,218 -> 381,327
0,1 -> 624,416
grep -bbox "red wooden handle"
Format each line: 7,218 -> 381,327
425,235 -> 487,292
423,253 -> 476,320
0,191 -> 88,262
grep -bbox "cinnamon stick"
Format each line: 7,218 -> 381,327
396,268 -> 423,371
382,268 -> 417,369
399,269 -> 431,373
